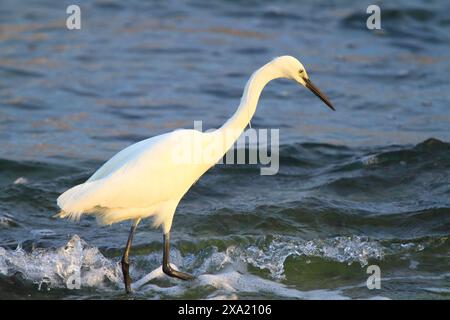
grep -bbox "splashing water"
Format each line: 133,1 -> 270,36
0,234 -> 385,296
0,235 -> 122,290
231,236 -> 385,279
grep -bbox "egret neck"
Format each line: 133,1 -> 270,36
217,62 -> 283,154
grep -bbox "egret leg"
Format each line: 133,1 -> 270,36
121,219 -> 140,293
162,232 -> 194,280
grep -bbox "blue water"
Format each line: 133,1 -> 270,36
0,0 -> 449,299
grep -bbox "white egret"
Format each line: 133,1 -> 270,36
57,55 -> 334,293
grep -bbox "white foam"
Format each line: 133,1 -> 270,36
0,234 -> 386,298
133,264 -> 348,299
13,177 -> 28,185
231,235 -> 385,279
196,269 -> 349,299
0,235 -> 121,290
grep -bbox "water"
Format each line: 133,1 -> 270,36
0,0 -> 449,299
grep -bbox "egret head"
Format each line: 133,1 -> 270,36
272,56 -> 335,111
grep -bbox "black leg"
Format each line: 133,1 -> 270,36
121,220 -> 139,293
162,232 -> 194,280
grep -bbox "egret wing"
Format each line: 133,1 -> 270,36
57,129 -> 209,215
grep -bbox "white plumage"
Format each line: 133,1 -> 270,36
57,56 -> 334,291
58,129 -> 221,233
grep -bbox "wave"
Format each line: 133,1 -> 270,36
1,138 -> 448,176
1,233 -> 446,298
0,138 -> 448,298
1,138 -> 449,238
0,234 -> 380,288
0,235 -> 121,291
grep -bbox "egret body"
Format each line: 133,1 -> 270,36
57,56 -> 334,293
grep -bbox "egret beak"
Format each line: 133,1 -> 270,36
304,78 -> 335,111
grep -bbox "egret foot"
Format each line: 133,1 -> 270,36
162,232 -> 194,281
162,263 -> 194,280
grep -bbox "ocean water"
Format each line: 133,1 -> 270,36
0,0 -> 449,299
